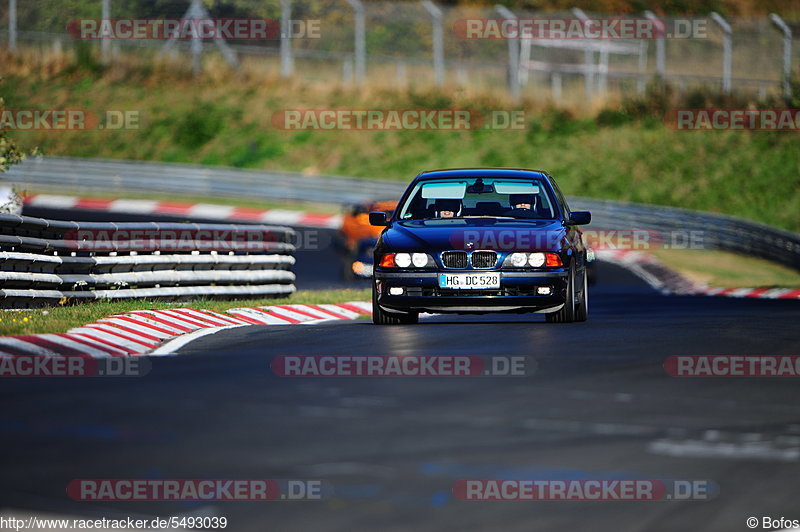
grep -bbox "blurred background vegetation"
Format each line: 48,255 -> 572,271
3,48 -> 799,231
4,0 -> 800,23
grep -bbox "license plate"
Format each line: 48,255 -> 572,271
438,273 -> 500,289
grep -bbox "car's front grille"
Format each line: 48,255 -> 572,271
471,251 -> 498,268
441,251 -> 468,268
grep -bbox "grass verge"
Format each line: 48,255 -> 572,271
3,54 -> 799,232
0,288 -> 370,336
651,249 -> 800,289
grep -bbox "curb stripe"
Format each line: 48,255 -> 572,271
68,326 -> 153,350
0,303 -> 371,358
79,325 -> 158,348
40,334 -> 112,358
595,250 -> 800,301
12,335 -> 85,357
98,317 -> 176,339
126,311 -> 199,332
274,305 -> 329,321
288,304 -> 344,320
69,333 -> 131,356
227,308 -> 291,325
245,307 -> 299,324
142,310 -> 211,330
24,194 -> 342,229
337,302 -> 372,315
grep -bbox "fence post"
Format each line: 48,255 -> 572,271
421,0 -> 444,87
597,47 -> 609,95
571,7 -> 593,100
710,12 -> 732,94
8,0 -> 16,51
769,13 -> 792,98
343,56 -> 353,83
346,0 -> 366,86
280,0 -> 293,77
551,72 -> 562,102
396,60 -> 407,85
637,40 -> 648,94
191,25 -> 202,76
644,11 -> 665,87
495,5 -> 520,101
101,0 -> 110,63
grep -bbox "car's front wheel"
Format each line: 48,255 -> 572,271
546,263 -> 587,323
372,284 -> 419,325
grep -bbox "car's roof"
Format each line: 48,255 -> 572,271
415,168 -> 549,180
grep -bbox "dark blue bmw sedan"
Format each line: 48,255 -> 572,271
369,168 -> 591,324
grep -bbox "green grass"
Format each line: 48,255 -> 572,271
4,61 -> 800,232
651,249 -> 800,289
0,289 -> 370,336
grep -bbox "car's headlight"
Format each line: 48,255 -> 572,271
502,252 -> 563,268
378,253 -> 434,268
412,253 -> 429,267
506,252 -> 528,267
394,253 -> 412,268
528,252 -> 545,267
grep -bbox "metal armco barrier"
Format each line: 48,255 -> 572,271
0,213 -> 296,307
5,156 -> 799,270
6,156 -> 406,205
570,197 -> 800,270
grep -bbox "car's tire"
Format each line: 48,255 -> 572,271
372,284 -> 419,325
575,265 -> 589,322
546,263 -> 578,323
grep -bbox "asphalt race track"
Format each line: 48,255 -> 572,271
3,207 -> 800,531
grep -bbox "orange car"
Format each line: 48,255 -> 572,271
340,200 -> 397,251
339,200 -> 397,279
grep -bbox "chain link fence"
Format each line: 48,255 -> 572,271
1,1 -> 798,103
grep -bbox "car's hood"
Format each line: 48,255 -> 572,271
381,219 -> 569,252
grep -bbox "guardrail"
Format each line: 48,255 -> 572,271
6,156 -> 406,205
570,197 -> 800,270
0,212 -> 296,308
5,156 -> 799,271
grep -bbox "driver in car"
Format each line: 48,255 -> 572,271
434,199 -> 461,218
507,194 -> 538,218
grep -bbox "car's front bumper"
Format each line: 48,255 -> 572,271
374,269 -> 569,314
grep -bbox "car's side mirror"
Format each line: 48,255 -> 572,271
568,211 -> 591,225
369,211 -> 388,226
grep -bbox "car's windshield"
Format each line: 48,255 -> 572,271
397,177 -> 557,220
